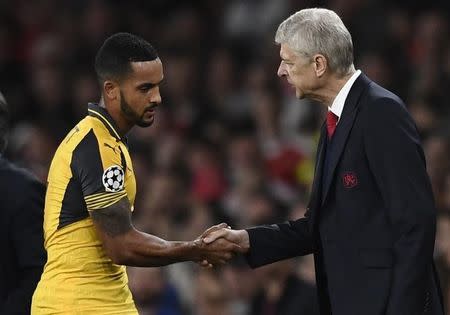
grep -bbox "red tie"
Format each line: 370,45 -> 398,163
326,111 -> 338,139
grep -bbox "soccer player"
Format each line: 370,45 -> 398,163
31,33 -> 242,314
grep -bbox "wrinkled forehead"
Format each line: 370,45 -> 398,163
279,43 -> 297,61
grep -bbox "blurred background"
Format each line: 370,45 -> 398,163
1,0 -> 450,314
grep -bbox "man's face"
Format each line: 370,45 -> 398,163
277,43 -> 317,99
119,59 -> 163,127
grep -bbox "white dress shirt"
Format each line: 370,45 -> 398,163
328,70 -> 361,122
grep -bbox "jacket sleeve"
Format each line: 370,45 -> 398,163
2,176 -> 47,315
245,213 -> 314,268
364,96 -> 436,315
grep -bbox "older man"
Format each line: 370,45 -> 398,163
204,8 -> 444,315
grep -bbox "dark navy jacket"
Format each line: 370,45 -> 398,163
0,157 -> 47,314
246,74 -> 444,315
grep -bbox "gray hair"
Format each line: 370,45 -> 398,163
275,8 -> 355,76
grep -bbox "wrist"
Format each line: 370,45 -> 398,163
239,230 -> 250,252
187,239 -> 203,261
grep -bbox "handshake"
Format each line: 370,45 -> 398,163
192,223 -> 250,267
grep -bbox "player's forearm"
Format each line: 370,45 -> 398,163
91,199 -> 202,266
108,228 -> 200,267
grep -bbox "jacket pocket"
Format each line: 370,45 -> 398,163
358,248 -> 394,268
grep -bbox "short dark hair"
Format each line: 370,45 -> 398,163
0,92 -> 9,153
94,32 -> 158,83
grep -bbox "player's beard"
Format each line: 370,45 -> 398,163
120,90 -> 154,127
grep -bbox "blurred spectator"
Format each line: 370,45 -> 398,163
127,267 -> 184,315
188,141 -> 227,204
423,133 -> 450,211
250,259 -> 319,315
194,269 -> 233,315
408,95 -> 441,140
7,122 -> 56,182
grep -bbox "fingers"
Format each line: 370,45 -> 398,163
220,239 -> 247,254
204,241 -> 241,264
228,242 -> 247,254
206,223 -> 228,233
203,228 -> 231,244
200,239 -> 238,266
210,238 -> 241,253
196,225 -> 244,267
201,223 -> 230,238
206,255 -> 232,266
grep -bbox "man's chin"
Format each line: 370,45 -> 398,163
136,118 -> 154,128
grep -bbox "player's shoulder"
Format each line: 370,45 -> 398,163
70,119 -> 122,168
58,116 -> 117,151
57,118 -> 93,149
49,118 -> 98,166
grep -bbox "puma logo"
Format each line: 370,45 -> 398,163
104,143 -> 117,153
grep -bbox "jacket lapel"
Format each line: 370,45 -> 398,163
321,73 -> 371,205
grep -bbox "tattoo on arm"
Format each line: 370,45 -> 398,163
90,197 -> 133,237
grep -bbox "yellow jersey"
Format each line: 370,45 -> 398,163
32,103 -> 138,314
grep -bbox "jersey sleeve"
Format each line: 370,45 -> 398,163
71,129 -> 127,211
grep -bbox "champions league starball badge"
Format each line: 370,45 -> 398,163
102,165 -> 125,192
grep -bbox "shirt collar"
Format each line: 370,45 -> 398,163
87,103 -> 123,141
328,69 -> 361,120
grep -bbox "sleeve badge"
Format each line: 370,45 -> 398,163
102,165 -> 125,192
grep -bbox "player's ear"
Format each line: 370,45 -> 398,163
103,81 -> 119,101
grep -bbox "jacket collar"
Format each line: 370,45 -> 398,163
87,103 -> 123,141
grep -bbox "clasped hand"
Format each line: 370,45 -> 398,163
194,223 -> 250,268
